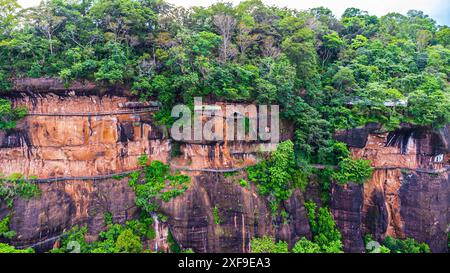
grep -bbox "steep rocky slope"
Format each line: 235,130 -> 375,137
0,84 -> 448,252
333,124 -> 449,252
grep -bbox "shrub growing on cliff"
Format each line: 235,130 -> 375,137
0,174 -> 41,208
407,90 -> 450,128
212,206 -> 222,225
114,229 -> 143,253
246,140 -> 297,212
0,99 -> 27,130
129,156 -> 190,213
51,214 -> 156,253
0,243 -> 34,253
0,215 -> 16,239
250,236 -> 289,253
304,201 -> 343,253
332,158 -> 374,185
382,236 -> 431,253
49,225 -> 91,253
291,238 -> 322,253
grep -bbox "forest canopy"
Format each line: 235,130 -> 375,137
0,0 -> 449,165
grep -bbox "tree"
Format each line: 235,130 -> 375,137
304,201 -> 343,253
281,27 -> 320,91
0,215 -> 16,239
407,90 -> 450,128
291,238 -> 321,253
128,157 -> 190,214
250,236 -> 288,253
94,42 -> 129,83
383,236 -> 431,253
416,29 -> 432,51
332,157 -> 374,185
0,0 -> 20,37
114,228 -> 143,253
89,0 -> 156,44
247,140 -> 296,212
321,31 -> 344,64
332,67 -> 355,91
236,20 -> 258,60
213,13 -> 237,62
436,26 -> 450,47
25,0 -> 66,54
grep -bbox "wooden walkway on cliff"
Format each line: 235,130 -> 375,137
19,165 -> 450,183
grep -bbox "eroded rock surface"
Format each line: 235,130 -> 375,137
332,125 -> 449,253
0,88 -> 448,253
160,173 -> 311,253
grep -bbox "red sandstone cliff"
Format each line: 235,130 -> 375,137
0,82 -> 448,253
333,124 -> 449,252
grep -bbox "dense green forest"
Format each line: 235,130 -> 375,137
1,0 -> 449,164
0,0 -> 448,253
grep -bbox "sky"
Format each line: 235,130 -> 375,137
18,0 -> 450,26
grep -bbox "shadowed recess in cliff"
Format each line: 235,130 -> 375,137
386,128 -> 415,155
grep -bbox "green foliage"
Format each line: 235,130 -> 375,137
364,234 -> 391,253
94,42 -> 129,83
291,237 -> 322,253
304,201 -> 343,253
167,230 -> 181,253
0,99 -> 27,130
51,213 -> 155,253
238,179 -> 248,187
50,225 -> 91,253
332,158 -> 374,185
246,140 -> 297,212
0,173 -> 41,208
170,141 -> 182,158
104,212 -> 113,226
212,205 -> 222,225
0,243 -> 34,253
364,234 -> 430,253
250,236 -> 288,253
129,156 -> 190,213
0,0 -> 448,172
316,167 -> 334,205
407,90 -> 450,128
436,27 -> 450,47
0,215 -> 16,239
382,236 -> 431,253
114,229 -> 143,253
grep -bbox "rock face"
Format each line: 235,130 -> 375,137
160,173 -> 311,253
331,125 -> 450,253
0,86 -> 448,253
0,94 -> 170,178
0,178 -> 138,251
0,90 -> 307,252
